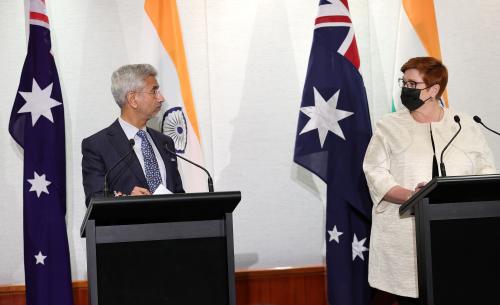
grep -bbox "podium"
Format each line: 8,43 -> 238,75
400,175 -> 500,305
80,191 -> 241,305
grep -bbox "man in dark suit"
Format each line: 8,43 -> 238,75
82,64 -> 184,206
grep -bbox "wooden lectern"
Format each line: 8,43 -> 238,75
81,191 -> 241,305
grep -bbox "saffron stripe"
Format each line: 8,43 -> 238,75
402,0 -> 448,107
144,0 -> 201,140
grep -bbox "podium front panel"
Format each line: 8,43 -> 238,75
429,216 -> 500,304
96,237 -> 229,305
416,196 -> 500,305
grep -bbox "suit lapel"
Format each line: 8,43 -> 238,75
148,128 -> 176,192
107,120 -> 148,187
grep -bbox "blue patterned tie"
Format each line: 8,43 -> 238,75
136,130 -> 162,192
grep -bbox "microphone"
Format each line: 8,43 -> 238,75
103,139 -> 135,197
439,115 -> 461,177
164,144 -> 214,192
473,115 -> 500,136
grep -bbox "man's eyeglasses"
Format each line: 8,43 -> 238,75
398,78 -> 426,89
134,89 -> 162,97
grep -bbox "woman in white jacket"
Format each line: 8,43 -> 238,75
363,57 -> 496,305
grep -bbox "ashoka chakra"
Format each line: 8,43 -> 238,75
162,107 -> 188,153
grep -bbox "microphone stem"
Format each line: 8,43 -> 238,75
104,180 -> 109,197
481,122 -> 500,136
439,117 -> 462,177
208,177 -> 214,192
103,140 -> 135,197
165,146 -> 215,192
439,163 -> 447,177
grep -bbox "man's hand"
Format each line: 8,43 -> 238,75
130,186 -> 151,196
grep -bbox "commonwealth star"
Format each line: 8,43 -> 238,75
18,79 -> 62,126
299,87 -> 354,148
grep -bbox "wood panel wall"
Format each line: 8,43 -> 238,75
0,266 -> 396,305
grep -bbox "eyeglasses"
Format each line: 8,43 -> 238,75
398,78 -> 426,89
134,89 -> 162,98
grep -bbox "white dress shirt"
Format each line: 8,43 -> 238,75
118,117 -> 167,188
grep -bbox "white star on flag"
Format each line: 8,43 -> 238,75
299,87 -> 354,147
352,234 -> 369,261
328,225 -> 343,243
27,172 -> 51,198
18,79 -> 62,126
34,251 -> 47,265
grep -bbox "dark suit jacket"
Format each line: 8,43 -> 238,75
81,119 -> 184,206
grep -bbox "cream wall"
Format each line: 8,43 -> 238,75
1,0 -> 499,284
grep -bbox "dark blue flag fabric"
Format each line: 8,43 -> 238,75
8,1 -> 73,305
294,1 -> 373,304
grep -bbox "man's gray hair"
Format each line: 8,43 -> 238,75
111,64 -> 157,107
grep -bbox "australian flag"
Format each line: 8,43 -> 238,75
8,1 -> 73,305
293,1 -> 373,304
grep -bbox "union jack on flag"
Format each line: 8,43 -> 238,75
314,0 -> 360,69
9,1 -> 73,305
294,1 -> 373,304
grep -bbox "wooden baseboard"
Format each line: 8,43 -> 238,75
235,266 -> 327,305
0,266 -> 395,305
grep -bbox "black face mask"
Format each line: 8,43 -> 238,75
400,87 -> 431,111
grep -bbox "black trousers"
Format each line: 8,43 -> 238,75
396,295 -> 420,305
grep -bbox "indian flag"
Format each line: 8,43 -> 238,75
142,0 -> 207,192
391,0 -> 448,111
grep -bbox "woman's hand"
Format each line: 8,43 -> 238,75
384,185 -> 416,204
414,182 -> 427,193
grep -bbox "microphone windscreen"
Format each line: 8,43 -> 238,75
129,139 -> 135,147
454,115 -> 461,123
473,115 -> 482,123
